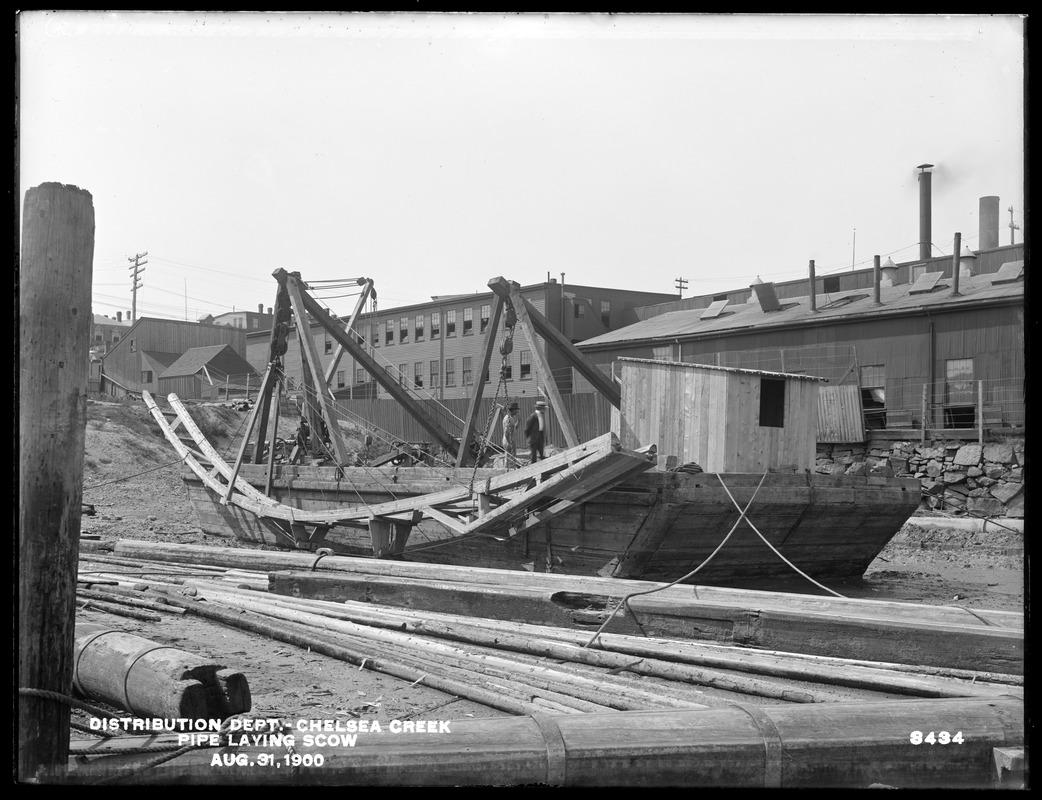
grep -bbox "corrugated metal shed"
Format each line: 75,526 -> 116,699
817,385 -> 866,444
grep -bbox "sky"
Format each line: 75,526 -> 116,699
18,12 -> 1025,324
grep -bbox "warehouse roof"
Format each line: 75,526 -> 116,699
579,269 -> 1024,350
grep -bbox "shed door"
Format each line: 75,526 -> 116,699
817,384 -> 865,443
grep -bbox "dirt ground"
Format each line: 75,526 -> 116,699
73,399 -> 1026,729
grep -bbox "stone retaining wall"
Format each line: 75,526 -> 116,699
815,438 -> 1025,519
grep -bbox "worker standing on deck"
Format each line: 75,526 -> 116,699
502,402 -> 519,465
525,400 -> 548,463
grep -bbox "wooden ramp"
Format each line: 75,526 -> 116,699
144,392 -> 657,548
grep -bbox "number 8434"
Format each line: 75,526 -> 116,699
910,731 -> 963,745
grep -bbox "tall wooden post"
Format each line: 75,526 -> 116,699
19,183 -> 95,782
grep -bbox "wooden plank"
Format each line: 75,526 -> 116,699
455,295 -> 505,468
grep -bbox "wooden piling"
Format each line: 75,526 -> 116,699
18,183 -> 94,782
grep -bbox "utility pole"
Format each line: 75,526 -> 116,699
127,251 -> 148,321
1008,206 -> 1020,246
674,277 -> 688,298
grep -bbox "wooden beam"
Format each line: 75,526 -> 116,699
455,295 -> 506,468
488,276 -> 622,407
19,182 -> 94,781
275,269 -> 460,457
323,278 -> 374,387
222,365 -> 278,502
252,283 -> 291,463
284,273 -> 352,465
503,281 -> 579,448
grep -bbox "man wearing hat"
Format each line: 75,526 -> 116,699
501,402 -> 519,465
525,399 -> 549,463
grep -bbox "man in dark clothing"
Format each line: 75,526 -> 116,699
525,400 -> 548,463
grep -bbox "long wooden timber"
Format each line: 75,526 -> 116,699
63,697 -> 1023,787
264,571 -> 1022,674
110,540 -> 1022,632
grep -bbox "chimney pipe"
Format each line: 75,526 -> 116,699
873,256 -> 882,305
979,196 -> 1000,249
258,303 -> 263,313
116,311 -> 122,322
951,232 -> 962,297
267,307 -> 272,315
918,164 -> 934,260
808,260 -> 817,312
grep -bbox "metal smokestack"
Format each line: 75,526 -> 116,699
918,164 -> 934,260
873,255 -> 882,306
979,196 -> 1000,250
808,260 -> 817,312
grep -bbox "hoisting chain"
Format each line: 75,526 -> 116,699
467,308 -> 517,493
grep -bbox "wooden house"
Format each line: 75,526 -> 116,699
158,344 -> 259,401
613,357 -> 823,473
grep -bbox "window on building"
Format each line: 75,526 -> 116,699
574,303 -> 585,319
398,363 -> 407,387
462,356 -> 472,385
399,317 -> 409,344
502,355 -> 513,381
324,335 -> 333,354
911,264 -> 929,283
415,315 -> 425,342
463,307 -> 473,335
371,324 -> 379,348
759,378 -> 785,428
429,360 -> 440,389
354,328 -> 365,347
944,358 -> 975,428
355,368 -> 365,385
94,332 -> 103,343
600,300 -> 611,328
141,370 -> 153,384
822,276 -> 841,293
431,311 -> 441,339
130,339 -> 137,352
445,358 -> 456,387
414,362 -> 424,389
385,320 -> 394,345
860,365 -> 886,429
446,310 -> 457,337
480,304 -> 491,333
336,370 -> 346,389
251,318 -> 259,329
484,368 -> 490,383
520,350 -> 531,380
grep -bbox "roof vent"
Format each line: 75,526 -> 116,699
700,299 -> 730,320
908,271 -> 948,295
880,257 -> 900,287
991,260 -> 1024,285
959,246 -> 978,278
750,281 -> 799,313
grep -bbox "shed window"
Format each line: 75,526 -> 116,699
759,378 -> 785,428
141,370 -> 153,384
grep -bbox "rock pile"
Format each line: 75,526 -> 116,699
816,438 -> 1024,519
